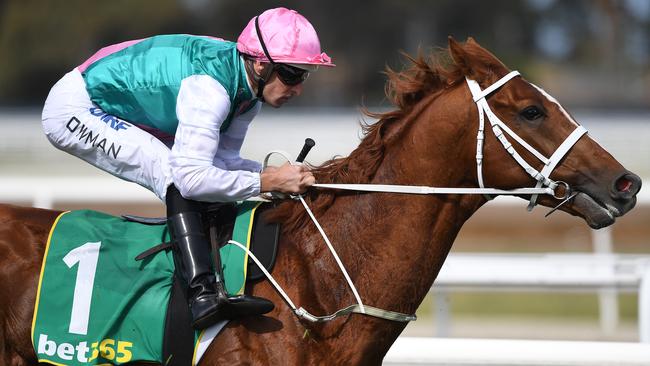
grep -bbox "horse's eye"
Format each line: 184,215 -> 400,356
521,106 -> 544,121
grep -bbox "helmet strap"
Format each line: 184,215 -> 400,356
254,16 -> 276,101
255,64 -> 274,101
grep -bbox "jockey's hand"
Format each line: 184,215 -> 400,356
260,162 -> 315,194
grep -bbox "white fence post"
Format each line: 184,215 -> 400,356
639,266 -> 650,343
593,226 -> 618,334
33,189 -> 53,209
434,289 -> 450,337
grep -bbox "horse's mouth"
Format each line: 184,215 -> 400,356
571,192 -> 618,229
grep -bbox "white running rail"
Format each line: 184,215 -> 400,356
383,337 -> 650,365
434,253 -> 650,343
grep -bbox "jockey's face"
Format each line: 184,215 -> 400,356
254,61 -> 304,108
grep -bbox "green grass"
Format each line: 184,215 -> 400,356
417,292 -> 638,322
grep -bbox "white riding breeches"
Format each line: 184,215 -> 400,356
42,68 -> 173,201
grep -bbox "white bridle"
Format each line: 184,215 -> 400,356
466,71 -> 587,210
315,70 -> 588,211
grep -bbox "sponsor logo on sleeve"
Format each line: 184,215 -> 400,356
89,107 -> 132,131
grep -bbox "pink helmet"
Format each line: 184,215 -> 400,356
237,7 -> 334,67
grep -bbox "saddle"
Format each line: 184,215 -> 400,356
127,201 -> 280,366
204,201 -> 280,282
128,201 -> 280,281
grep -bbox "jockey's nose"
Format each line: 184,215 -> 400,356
610,171 -> 642,201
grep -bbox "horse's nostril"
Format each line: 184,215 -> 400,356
612,172 -> 642,198
616,177 -> 633,192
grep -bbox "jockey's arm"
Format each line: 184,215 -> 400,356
217,102 -> 263,173
171,75 -> 261,202
170,75 -> 313,202
218,104 -> 315,193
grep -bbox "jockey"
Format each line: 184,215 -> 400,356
41,7 -> 334,330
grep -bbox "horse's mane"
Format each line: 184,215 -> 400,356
267,49 -> 465,232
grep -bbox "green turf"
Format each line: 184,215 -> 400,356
416,292 -> 638,321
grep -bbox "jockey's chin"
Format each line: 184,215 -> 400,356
266,95 -> 293,108
261,78 -> 303,108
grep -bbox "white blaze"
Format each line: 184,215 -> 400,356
531,83 -> 580,126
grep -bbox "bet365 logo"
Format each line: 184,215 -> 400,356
37,333 -> 133,363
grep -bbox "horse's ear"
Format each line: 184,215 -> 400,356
448,36 -> 509,82
448,36 -> 471,76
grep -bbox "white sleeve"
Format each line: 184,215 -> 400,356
217,102 -> 263,172
170,75 -> 261,202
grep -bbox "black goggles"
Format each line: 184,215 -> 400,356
273,63 -> 309,86
255,16 -> 309,86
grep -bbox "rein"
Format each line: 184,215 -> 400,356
313,184 -> 557,197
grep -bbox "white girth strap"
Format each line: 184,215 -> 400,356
226,239 -> 416,323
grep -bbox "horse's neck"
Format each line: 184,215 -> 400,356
312,168 -> 483,316
346,94 -> 483,312
288,103 -> 484,353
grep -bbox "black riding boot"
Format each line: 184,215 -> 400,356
166,185 -> 274,330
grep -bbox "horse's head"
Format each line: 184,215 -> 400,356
444,37 -> 641,229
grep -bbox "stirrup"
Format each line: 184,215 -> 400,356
216,294 -> 274,319
190,293 -> 274,329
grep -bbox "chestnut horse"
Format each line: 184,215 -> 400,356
0,38 -> 642,365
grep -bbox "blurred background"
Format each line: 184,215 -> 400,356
1,0 -> 649,346
2,0 -> 650,108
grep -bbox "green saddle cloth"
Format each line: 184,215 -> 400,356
32,202 -> 260,365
